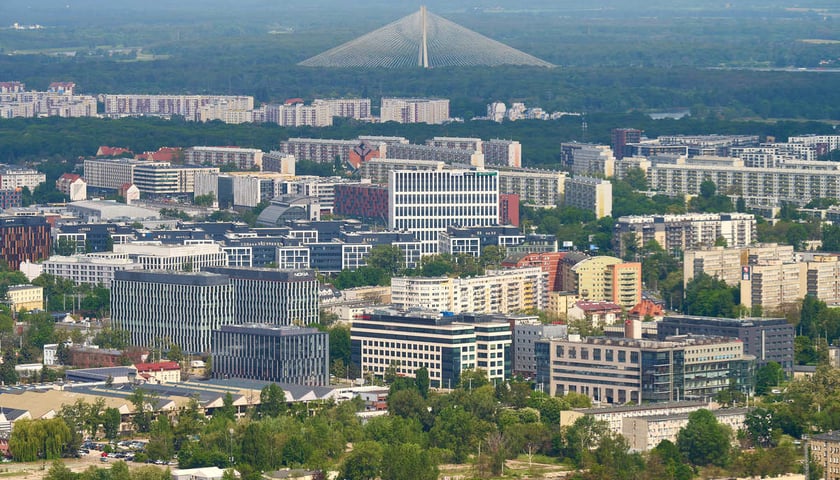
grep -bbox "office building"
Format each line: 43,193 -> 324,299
333,183 -> 389,221
391,267 -> 547,314
560,143 -> 615,177
559,253 -> 642,309
658,315 -> 794,373
0,215 -> 51,270
203,267 -> 319,327
0,166 -> 46,191
380,98 -> 449,124
114,242 -> 228,271
43,253 -> 144,288
184,147 -> 264,170
194,171 -> 290,208
112,270 -> 236,354
535,333 -> 753,404
212,324 -> 329,385
499,193 -> 519,226
614,213 -> 756,257
351,309 -> 511,388
437,224 -> 524,257
513,319 -> 567,376
564,176 -> 612,218
389,169 -> 499,254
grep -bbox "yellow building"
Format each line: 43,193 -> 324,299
560,253 -> 641,309
5,284 -> 43,312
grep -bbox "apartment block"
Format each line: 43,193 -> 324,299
184,147 -> 264,170
740,261 -> 804,312
810,431 -> 840,480
380,98 -> 449,124
0,166 -> 46,191
388,169 -> 499,254
313,98 -> 372,120
564,176 -> 613,218
261,151 -> 296,174
264,101 -> 332,127
360,158 -> 446,183
806,255 -> 840,304
623,408 -> 748,451
212,324 -> 329,385
56,173 -> 87,201
614,213 -> 756,257
683,243 -> 795,287
351,309 -> 511,388
0,189 -> 22,209
497,168 -> 566,208
102,94 -> 254,121
484,139 -> 522,168
611,128 -> 643,160
559,253 -> 642,309
279,138 -> 359,164
560,143 -> 615,177
382,142 -> 481,165
426,137 -> 482,152
390,267 -> 547,315
560,401 -> 709,434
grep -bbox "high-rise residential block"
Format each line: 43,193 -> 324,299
380,98 -> 449,124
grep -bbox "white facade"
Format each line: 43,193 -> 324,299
43,253 -> 144,288
83,158 -> 140,190
313,98 -> 372,120
184,146 -> 264,170
102,94 -> 254,121
390,267 -> 547,314
388,169 -> 499,254
114,242 -> 228,271
276,246 -> 310,270
380,98 -> 449,124
484,139 -> 522,168
0,166 -> 46,190
497,169 -> 566,207
265,102 -> 333,127
560,143 -> 616,177
564,176 -> 613,218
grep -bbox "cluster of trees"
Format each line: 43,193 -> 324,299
45,460 -> 170,480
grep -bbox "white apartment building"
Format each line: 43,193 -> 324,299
615,213 -> 756,256
497,168 -> 566,207
380,98 -> 449,124
645,155 -> 840,207
564,176 -> 613,218
102,94 -> 254,121
265,102 -> 333,127
805,255 -> 840,304
279,138 -> 359,164
740,261 -> 804,311
113,242 -> 228,271
484,139 -> 522,168
789,134 -> 840,151
43,253 -> 144,288
684,244 -> 795,287
426,137 -> 482,152
85,159 -> 218,194
0,90 -> 97,119
184,146 -> 264,170
560,143 -> 616,177
359,158 -> 445,183
390,267 -> 547,314
623,408 -> 748,451
313,98 -> 372,120
388,169 -> 499,254
0,166 -> 46,190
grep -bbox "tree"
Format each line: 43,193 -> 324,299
53,236 -> 79,256
366,244 -> 405,276
328,325 -> 351,368
676,409 -> 731,467
822,223 -> 840,252
166,343 -> 184,363
683,273 -> 739,317
146,416 -> 174,461
415,367 -> 430,398
56,342 -> 71,365
128,387 -> 159,433
755,361 -> 784,395
563,415 -> 609,467
102,407 -> 121,440
258,383 -> 287,418
217,392 -> 236,421
194,192 -> 215,207
9,418 -> 71,462
744,407 -> 778,448
339,441 -> 382,480
381,442 -> 439,480
45,460 -> 75,480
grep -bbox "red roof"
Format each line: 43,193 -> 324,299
59,173 -> 81,181
629,299 -> 664,317
134,361 -> 180,372
285,98 -> 304,105
139,147 -> 181,162
574,301 -> 622,313
97,146 -> 132,157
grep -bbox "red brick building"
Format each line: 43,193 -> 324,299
499,193 -> 520,226
333,183 -> 388,221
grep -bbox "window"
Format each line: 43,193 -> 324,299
618,351 -> 626,363
593,348 -> 601,361
606,349 -> 614,362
